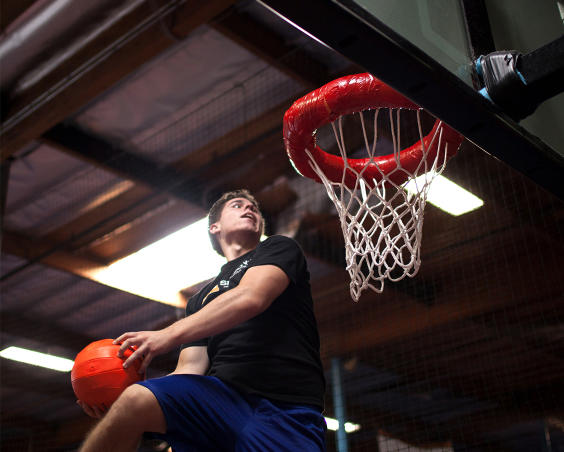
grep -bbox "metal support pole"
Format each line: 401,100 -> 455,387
331,357 -> 348,452
1,156 -> 13,232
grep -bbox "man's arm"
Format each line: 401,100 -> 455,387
116,264 -> 289,373
170,346 -> 209,375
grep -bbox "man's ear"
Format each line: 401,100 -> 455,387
209,222 -> 220,235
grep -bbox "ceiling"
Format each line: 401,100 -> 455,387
1,1 -> 563,451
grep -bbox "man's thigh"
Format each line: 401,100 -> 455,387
138,374 -> 252,451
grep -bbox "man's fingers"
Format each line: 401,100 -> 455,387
138,355 -> 151,375
117,337 -> 136,357
77,400 -> 104,419
77,400 -> 92,417
114,330 -> 156,372
91,404 -> 105,418
123,349 -> 150,374
113,333 -> 128,345
122,347 -> 145,369
114,333 -> 134,351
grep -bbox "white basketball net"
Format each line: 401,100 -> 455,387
306,109 -> 452,301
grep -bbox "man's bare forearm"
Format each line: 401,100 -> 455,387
164,285 -> 266,348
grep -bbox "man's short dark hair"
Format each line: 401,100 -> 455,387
208,189 -> 263,256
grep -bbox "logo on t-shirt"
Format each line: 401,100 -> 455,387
230,259 -> 251,279
219,279 -> 230,288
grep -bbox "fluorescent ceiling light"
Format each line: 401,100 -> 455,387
0,346 -> 74,372
87,217 -> 267,307
404,173 -> 484,216
324,416 -> 361,433
88,218 -> 226,307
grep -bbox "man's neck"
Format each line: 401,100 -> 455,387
221,233 -> 260,261
224,244 -> 255,261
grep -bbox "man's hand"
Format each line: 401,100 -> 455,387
114,329 -> 172,374
77,400 -> 107,419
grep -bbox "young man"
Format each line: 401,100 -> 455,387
78,189 -> 326,452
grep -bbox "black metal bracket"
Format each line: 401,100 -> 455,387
476,35 -> 564,121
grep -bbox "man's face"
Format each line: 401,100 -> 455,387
211,197 -> 262,239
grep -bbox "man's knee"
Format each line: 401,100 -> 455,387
109,384 -> 166,434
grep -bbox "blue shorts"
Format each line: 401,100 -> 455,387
137,374 -> 326,452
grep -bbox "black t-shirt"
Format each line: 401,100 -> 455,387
183,235 -> 326,409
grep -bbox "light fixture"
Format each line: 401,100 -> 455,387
87,217 -> 226,307
404,173 -> 484,216
87,217 -> 267,307
0,346 -> 74,372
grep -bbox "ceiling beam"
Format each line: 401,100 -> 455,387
1,0 -> 236,160
0,0 -> 36,33
44,184 -> 167,247
42,124 -> 208,206
203,131 -> 291,192
1,229 -> 107,281
211,7 -> 328,88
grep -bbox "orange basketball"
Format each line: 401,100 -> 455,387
71,339 -> 143,408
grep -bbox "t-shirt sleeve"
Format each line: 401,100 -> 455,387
250,235 -> 307,285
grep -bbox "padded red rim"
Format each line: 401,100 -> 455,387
283,73 -> 464,188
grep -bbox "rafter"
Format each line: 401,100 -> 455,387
42,124 -> 208,206
1,0 -> 236,160
211,7 -> 328,88
1,229 -> 107,280
0,0 -> 36,33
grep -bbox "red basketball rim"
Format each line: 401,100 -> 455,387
283,73 -> 463,188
